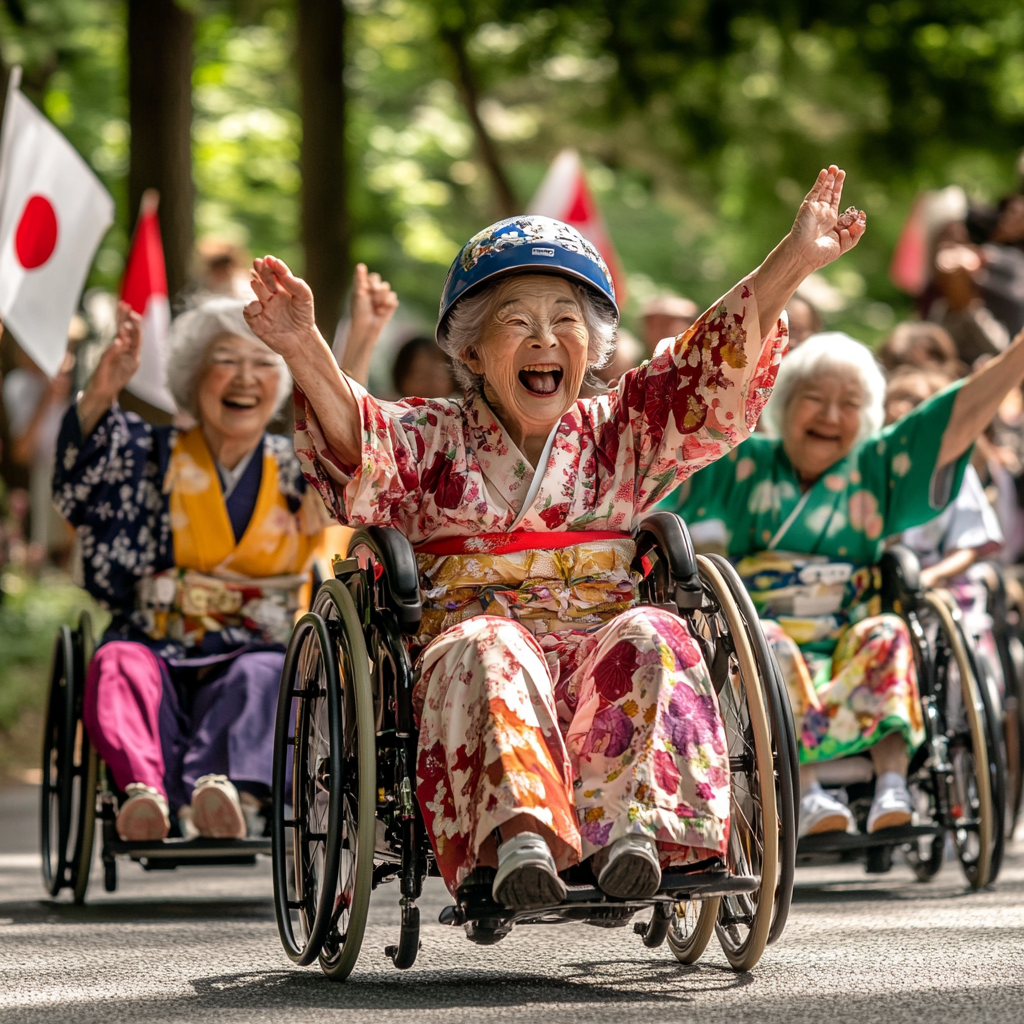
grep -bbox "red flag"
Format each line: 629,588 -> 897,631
527,149 -> 627,306
120,190 -> 175,412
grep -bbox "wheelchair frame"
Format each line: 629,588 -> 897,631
40,612 -> 272,905
794,545 -> 1006,890
271,512 -> 799,981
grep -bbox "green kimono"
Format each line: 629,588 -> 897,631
660,382 -> 972,763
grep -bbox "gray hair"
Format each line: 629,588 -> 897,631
760,331 -> 886,442
166,297 -> 291,418
436,276 -> 618,392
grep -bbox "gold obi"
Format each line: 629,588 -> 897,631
415,537 -> 640,640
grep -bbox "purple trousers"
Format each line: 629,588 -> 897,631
83,641 -> 283,811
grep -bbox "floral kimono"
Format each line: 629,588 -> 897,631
53,404 -> 334,811
296,277 -> 788,891
662,382 -> 973,764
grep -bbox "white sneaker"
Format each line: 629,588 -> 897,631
492,832 -> 566,911
596,834 -> 662,899
868,777 -> 913,833
799,786 -> 855,839
116,783 -> 170,841
190,775 -> 246,839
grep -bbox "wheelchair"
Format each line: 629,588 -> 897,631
40,612 -> 272,904
270,511 -> 799,980
795,545 -> 1007,890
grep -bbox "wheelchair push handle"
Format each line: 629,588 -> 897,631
879,543 -> 923,614
633,511 -> 704,610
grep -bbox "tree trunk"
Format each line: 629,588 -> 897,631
297,0 -> 348,338
127,0 -> 194,302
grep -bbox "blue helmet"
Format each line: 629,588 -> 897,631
436,215 -> 618,340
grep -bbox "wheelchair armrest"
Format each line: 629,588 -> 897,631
346,526 -> 423,633
879,543 -> 923,613
633,511 -> 704,610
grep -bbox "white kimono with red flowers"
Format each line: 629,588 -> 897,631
296,278 -> 787,892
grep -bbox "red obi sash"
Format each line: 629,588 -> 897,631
414,530 -> 631,556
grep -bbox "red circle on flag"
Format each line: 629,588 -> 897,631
14,195 -> 58,269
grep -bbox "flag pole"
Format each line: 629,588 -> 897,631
0,66 -> 22,201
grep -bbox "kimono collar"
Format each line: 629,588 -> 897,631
463,390 -> 574,519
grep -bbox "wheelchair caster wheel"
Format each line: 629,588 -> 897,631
464,918 -> 511,945
385,901 -> 421,969
103,857 -> 117,892
865,845 -> 893,874
635,904 -> 671,948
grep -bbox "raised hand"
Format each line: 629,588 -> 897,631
91,302 -> 142,401
788,166 -> 866,272
350,262 -> 399,342
243,255 -> 319,360
76,301 -> 142,436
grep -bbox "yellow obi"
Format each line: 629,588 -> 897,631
135,426 -> 339,646
416,537 -> 639,640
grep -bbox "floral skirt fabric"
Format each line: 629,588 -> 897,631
762,614 -> 925,765
414,608 -> 731,893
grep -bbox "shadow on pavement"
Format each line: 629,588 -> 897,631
0,896 -> 273,925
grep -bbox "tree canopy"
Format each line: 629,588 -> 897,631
1,0 -> 1022,341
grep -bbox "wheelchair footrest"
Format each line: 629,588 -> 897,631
797,823 -> 940,856
108,836 -> 272,863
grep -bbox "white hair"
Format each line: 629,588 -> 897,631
437,275 -> 618,392
165,297 -> 291,418
760,331 -> 886,442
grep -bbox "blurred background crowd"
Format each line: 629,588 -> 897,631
3,0 -> 1024,782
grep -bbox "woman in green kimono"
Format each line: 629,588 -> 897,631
661,328 -> 1024,837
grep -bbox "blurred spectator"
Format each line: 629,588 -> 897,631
595,328 -> 646,386
3,335 -> 77,562
927,224 -> 1009,365
640,293 -> 698,355
883,364 -> 959,426
187,238 -> 254,302
877,321 -> 966,377
784,293 -> 824,350
392,336 -> 456,399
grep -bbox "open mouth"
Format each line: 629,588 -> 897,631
518,365 -> 564,396
806,429 -> 840,442
223,395 -> 259,410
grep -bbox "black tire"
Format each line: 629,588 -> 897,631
271,581 -> 376,980
708,554 -> 798,946
41,616 -> 95,900
924,593 -> 997,889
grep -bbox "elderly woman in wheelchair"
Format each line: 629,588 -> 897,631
52,292 -> 389,845
664,327 -> 1024,874
243,165 -> 863,933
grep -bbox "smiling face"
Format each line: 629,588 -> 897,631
781,371 -> 864,484
461,274 -> 590,446
196,332 -> 283,445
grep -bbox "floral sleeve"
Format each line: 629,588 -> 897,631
293,382 -> 465,532
52,403 -> 173,609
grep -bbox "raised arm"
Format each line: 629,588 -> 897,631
937,331 -> 1024,468
77,302 -> 143,437
749,166 -> 866,339
244,255 -> 362,467
338,263 -> 399,386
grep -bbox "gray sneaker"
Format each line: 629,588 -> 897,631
491,832 -> 566,911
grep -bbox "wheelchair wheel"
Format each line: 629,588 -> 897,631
271,580 -> 376,980
708,554 -> 797,947
40,613 -> 97,902
690,555 -> 778,971
665,897 -> 721,964
923,592 -> 1000,889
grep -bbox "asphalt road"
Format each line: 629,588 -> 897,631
3,783 -> 1024,1024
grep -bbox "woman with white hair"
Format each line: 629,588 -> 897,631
663,327 -> 1024,838
52,291 -> 392,843
241,167 -> 865,910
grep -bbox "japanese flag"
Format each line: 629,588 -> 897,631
527,148 -> 627,306
0,68 -> 114,376
121,191 -> 176,413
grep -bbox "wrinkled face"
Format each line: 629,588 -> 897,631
197,332 -> 282,441
462,274 -> 590,439
782,371 -> 864,483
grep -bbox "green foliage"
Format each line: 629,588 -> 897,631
2,0 -> 1024,343
0,572 -> 106,732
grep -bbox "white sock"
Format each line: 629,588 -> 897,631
875,771 -> 905,796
